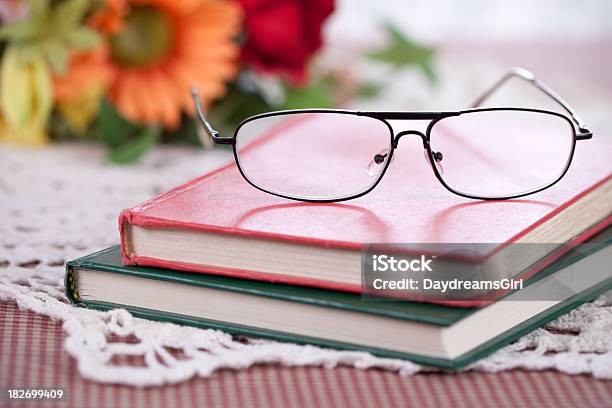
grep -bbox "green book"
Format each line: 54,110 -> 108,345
66,230 -> 611,369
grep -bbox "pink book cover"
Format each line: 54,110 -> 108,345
119,116 -> 612,302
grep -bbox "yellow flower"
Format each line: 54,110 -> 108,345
0,46 -> 52,145
57,81 -> 107,135
53,46 -> 113,135
0,113 -> 47,145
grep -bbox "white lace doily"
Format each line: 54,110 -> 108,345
1,142 -> 611,386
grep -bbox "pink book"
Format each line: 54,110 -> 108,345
119,116 -> 611,305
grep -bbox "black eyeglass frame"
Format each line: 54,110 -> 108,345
192,67 -> 593,203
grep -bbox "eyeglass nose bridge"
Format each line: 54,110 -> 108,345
393,129 -> 428,149
392,129 -> 444,174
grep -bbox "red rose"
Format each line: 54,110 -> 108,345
237,0 -> 335,84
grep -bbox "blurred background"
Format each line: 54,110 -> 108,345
330,0 -> 612,42
0,0 -> 610,162
326,0 -> 612,111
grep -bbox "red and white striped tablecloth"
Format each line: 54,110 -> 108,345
1,301 -> 610,408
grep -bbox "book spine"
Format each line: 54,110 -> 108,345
65,246 -> 121,304
119,209 -> 136,266
64,263 -> 80,304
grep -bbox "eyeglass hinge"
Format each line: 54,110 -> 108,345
576,127 -> 593,140
212,134 -> 235,145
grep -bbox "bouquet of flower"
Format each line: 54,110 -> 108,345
0,0 -> 433,162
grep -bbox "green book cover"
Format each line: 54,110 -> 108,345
65,230 -> 611,369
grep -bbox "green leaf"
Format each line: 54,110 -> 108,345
96,99 -> 142,148
65,27 -> 100,50
43,40 -> 69,74
368,22 -> 437,84
420,62 -> 437,85
357,82 -> 383,99
27,0 -> 50,19
107,126 -> 161,164
51,0 -> 90,28
207,83 -> 273,137
166,117 -> 202,146
0,20 -> 39,42
282,83 -> 333,110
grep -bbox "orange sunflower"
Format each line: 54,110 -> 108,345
63,0 -> 242,129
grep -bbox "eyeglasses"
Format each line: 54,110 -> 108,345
192,67 -> 593,203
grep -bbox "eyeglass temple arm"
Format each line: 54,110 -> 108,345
190,87 -> 234,145
470,67 -> 592,140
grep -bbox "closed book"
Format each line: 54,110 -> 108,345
119,117 -> 612,300
67,230 -> 612,369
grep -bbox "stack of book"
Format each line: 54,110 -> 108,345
66,124 -> 612,369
